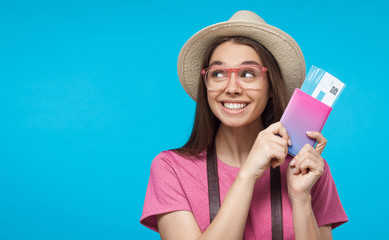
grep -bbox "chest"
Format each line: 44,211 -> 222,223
178,162 -> 295,239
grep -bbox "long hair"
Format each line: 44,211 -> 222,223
175,36 -> 288,156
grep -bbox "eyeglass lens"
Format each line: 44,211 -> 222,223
205,67 -> 263,90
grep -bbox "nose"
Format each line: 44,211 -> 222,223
225,71 -> 242,95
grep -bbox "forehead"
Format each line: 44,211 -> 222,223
209,41 -> 262,67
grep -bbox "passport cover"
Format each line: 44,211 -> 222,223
280,88 -> 332,156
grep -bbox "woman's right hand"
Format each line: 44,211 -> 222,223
242,122 -> 291,181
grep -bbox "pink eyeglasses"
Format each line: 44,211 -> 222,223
201,65 -> 267,91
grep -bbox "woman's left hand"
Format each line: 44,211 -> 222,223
286,131 -> 327,203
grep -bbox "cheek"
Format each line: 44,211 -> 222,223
252,93 -> 270,115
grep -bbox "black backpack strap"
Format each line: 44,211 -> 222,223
206,142 -> 284,239
207,142 -> 220,223
270,166 -> 284,239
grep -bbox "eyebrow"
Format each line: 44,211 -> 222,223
208,60 -> 261,67
208,61 -> 223,67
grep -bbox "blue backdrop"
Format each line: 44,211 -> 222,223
1,0 -> 388,239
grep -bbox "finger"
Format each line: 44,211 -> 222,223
271,156 -> 285,168
269,135 -> 289,155
298,158 -> 312,175
306,131 -> 327,155
268,144 -> 287,168
269,141 -> 288,156
294,147 -> 325,175
292,155 -> 304,175
269,134 -> 288,146
270,144 -> 287,162
268,122 -> 291,145
299,158 -> 324,176
291,144 -> 313,174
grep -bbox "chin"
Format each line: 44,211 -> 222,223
220,117 -> 261,129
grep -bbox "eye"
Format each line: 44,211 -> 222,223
240,70 -> 256,78
210,69 -> 227,78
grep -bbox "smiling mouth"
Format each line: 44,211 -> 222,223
222,102 -> 248,110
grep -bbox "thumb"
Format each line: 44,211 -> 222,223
306,131 -> 327,155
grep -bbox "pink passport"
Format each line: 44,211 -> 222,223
280,88 -> 332,156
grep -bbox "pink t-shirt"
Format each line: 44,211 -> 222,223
140,150 -> 347,239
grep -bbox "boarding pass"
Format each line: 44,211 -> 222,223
300,66 -> 346,107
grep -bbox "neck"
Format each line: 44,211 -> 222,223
215,119 -> 264,168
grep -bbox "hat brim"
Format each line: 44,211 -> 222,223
177,20 -> 305,101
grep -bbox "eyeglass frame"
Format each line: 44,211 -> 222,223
201,65 -> 268,91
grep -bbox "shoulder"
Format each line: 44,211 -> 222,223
152,150 -> 205,166
150,150 -> 206,175
141,150 -> 202,231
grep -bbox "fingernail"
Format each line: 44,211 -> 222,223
293,168 -> 297,174
288,139 -> 292,146
290,159 -> 295,166
306,131 -> 312,135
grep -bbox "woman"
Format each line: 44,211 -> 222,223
141,10 -> 347,239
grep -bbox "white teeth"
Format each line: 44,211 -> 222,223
223,103 -> 247,110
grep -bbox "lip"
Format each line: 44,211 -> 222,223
219,99 -> 250,103
219,101 -> 249,115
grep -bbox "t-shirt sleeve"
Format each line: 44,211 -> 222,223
140,152 -> 192,232
311,159 -> 348,229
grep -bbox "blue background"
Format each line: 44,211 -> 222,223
1,0 -> 388,239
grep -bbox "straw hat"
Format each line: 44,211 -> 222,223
177,10 -> 305,101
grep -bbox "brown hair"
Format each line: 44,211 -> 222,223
175,36 -> 288,156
